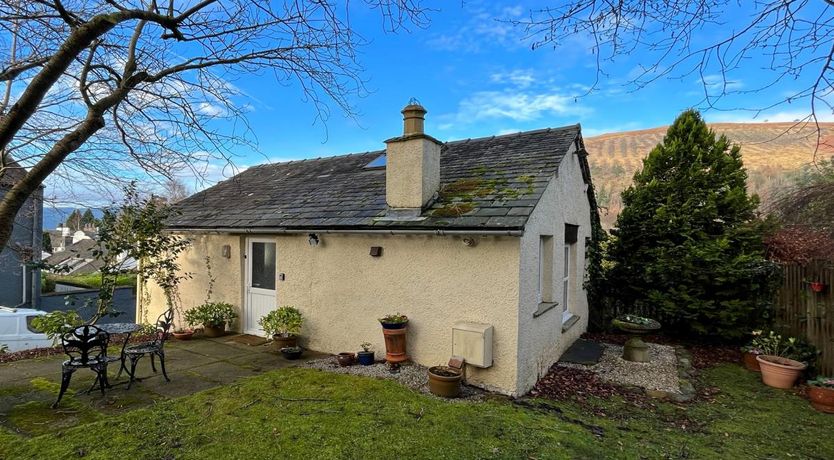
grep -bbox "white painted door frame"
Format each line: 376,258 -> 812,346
244,237 -> 277,336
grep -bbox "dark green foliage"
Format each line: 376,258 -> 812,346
80,208 -> 97,228
65,209 -> 82,230
606,110 -> 780,338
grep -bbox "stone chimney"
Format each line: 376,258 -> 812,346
384,101 -> 442,218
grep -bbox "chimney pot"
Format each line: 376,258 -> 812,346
402,103 -> 427,136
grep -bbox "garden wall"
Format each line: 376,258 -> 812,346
775,260 -> 834,375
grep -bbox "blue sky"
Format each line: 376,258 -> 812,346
46,1 -> 832,201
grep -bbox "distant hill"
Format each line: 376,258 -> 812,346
42,207 -> 104,231
584,122 -> 834,228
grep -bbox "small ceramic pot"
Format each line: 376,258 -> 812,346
742,352 -> 761,372
808,385 -> 834,413
172,330 -> 194,340
337,352 -> 355,367
272,334 -> 298,349
357,351 -> 375,365
203,323 -> 226,338
281,347 -> 303,360
757,355 -> 806,389
428,366 -> 462,398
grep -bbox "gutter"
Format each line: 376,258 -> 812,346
168,227 -> 524,237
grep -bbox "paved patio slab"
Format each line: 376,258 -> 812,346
0,335 -> 325,437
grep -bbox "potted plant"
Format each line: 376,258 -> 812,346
259,306 -> 303,349
428,366 -> 462,397
741,330 -> 765,372
184,302 -> 237,338
754,331 -> 812,389
337,352 -> 355,367
357,342 -> 375,365
280,346 -> 304,360
172,328 -> 194,340
379,313 -> 409,364
807,376 -> 834,413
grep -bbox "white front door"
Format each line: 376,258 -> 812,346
245,238 -> 277,336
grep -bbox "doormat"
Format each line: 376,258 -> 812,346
559,338 -> 604,366
226,334 -> 269,347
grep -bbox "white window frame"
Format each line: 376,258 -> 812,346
538,235 -> 554,303
562,244 -> 572,323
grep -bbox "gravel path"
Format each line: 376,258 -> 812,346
559,343 -> 681,394
301,357 -> 486,400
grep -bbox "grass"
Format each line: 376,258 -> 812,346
42,273 -> 136,293
2,364 -> 833,459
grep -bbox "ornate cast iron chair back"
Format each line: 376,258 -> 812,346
153,308 -> 175,348
52,325 -> 114,408
60,325 -> 109,366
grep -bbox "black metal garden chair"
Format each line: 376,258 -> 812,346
125,308 -> 174,389
53,325 -> 118,408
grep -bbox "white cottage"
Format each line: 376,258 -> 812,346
146,103 -> 598,395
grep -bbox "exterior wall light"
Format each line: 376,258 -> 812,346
462,237 -> 478,247
308,233 -> 320,247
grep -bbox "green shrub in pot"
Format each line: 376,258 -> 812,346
184,302 -> 237,337
259,306 -> 303,348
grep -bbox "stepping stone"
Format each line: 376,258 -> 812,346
559,338 -> 604,365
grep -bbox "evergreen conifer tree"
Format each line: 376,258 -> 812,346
607,110 -> 779,338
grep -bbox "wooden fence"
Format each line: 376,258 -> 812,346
774,260 -> 834,375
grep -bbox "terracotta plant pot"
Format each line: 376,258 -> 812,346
357,351 -> 375,365
203,322 -> 226,338
428,366 -> 462,398
337,352 -> 355,367
757,355 -> 807,389
382,327 -> 409,364
808,386 -> 834,413
742,351 -> 761,372
272,334 -> 298,349
810,282 -> 826,293
172,330 -> 194,341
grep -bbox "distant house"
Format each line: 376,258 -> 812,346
145,103 -> 598,396
0,158 -> 42,308
44,239 -> 100,275
47,223 -> 97,254
45,237 -> 136,276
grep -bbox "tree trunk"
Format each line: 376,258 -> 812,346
0,113 -> 105,250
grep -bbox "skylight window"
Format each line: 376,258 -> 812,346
365,154 -> 386,169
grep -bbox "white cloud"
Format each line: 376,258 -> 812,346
197,102 -> 226,117
496,128 -> 523,135
490,70 -> 535,88
427,4 -> 529,53
440,89 -> 590,129
699,74 -> 744,91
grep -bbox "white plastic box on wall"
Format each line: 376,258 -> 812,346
452,321 -> 493,368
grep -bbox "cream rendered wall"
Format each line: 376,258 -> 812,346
143,234 -> 245,327
277,233 -> 521,393
515,142 -> 592,394
146,232 -> 523,394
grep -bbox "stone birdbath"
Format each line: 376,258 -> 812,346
611,314 -> 661,363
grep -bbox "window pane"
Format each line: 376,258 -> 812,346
251,242 -> 276,290
564,246 -> 570,275
563,280 -> 569,312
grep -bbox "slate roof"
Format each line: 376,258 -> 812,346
168,125 -> 585,231
0,156 -> 26,188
